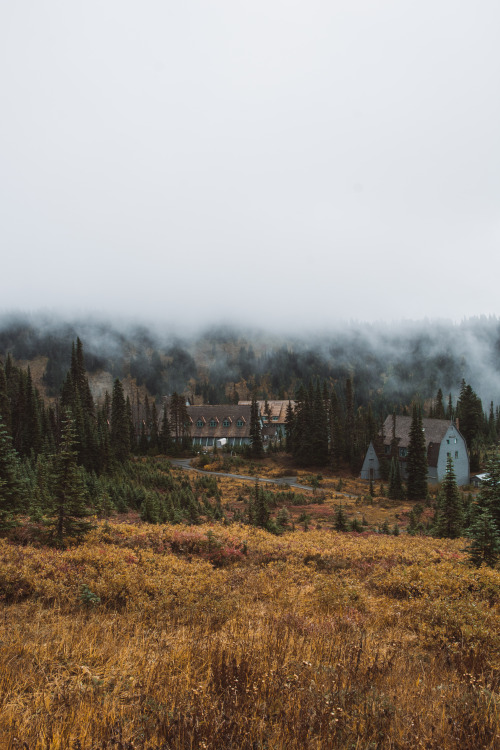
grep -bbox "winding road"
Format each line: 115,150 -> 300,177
169,458 -> 315,493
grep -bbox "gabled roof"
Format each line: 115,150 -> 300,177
382,416 -> 455,448
381,415 -> 464,468
187,404 -> 252,438
238,400 -> 295,423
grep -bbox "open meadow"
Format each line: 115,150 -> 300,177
1,516 -> 499,749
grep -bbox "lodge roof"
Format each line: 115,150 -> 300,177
238,400 -> 295,423
187,404 -> 252,438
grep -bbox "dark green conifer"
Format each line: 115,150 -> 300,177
0,362 -> 11,434
249,394 -> 263,458
46,411 -> 93,546
388,457 -> 404,500
407,403 -> 428,501
474,453 -> 500,533
285,400 -> 295,454
434,455 -> 463,538
253,482 -> 269,528
159,404 -> 172,454
0,415 -> 25,531
434,389 -> 446,419
334,503 -> 349,531
149,401 -> 159,454
466,507 -> 500,567
110,379 -> 130,463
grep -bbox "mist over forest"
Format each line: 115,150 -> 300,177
1,313 -> 499,416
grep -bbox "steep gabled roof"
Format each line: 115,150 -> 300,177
187,404 -> 252,438
382,416 -> 453,447
239,400 -> 295,423
381,415 -> 464,468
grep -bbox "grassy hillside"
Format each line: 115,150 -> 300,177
1,520 -> 499,749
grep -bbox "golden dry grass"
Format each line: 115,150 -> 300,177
1,523 -> 499,749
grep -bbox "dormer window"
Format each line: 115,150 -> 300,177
196,420 -> 204,428
222,419 -> 231,427
237,419 -> 244,427
209,419 -> 217,427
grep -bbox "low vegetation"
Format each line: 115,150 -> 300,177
1,521 -> 499,749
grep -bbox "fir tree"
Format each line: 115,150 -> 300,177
253,482 -> 269,528
46,411 -> 93,546
0,415 -> 25,531
474,453 -> 500,533
249,394 -> 263,458
110,379 -> 130,463
388,457 -> 404,500
0,362 -> 12,434
159,404 -> 172,454
169,393 -> 190,448
344,377 -> 355,466
466,507 -> 500,567
149,401 -> 159,454
334,503 -> 349,531
434,389 -> 446,419
329,389 -> 343,471
456,380 -> 483,472
311,382 -> 329,465
407,403 -> 428,500
285,400 -> 295,454
434,455 -> 463,538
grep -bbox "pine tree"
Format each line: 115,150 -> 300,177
329,389 -> 343,471
434,389 -> 446,419
253,482 -> 269,528
466,507 -> 500,567
474,453 -> 500,533
388,457 -> 404,501
334,503 -> 349,531
110,379 -> 130,463
46,411 -> 93,546
126,396 -> 136,453
149,401 -> 159,454
311,382 -> 329,465
407,403 -> 428,501
0,415 -> 25,531
488,402 -> 498,443
434,455 -> 463,538
344,377 -> 355,466
249,394 -> 263,458
169,393 -> 190,448
159,404 -> 172,454
0,362 -> 12,434
285,400 -> 295,454
456,380 -> 483,472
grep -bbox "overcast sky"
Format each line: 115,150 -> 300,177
1,1 -> 499,330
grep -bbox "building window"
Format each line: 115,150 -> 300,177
384,445 -> 391,455
237,420 -> 244,427
447,439 -> 450,444
272,416 -> 278,421
209,419 -> 217,427
196,420 -> 204,428
455,451 -> 459,458
399,447 -> 407,457
447,452 -> 451,458
222,419 -> 230,427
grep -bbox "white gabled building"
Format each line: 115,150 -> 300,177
361,416 -> 470,486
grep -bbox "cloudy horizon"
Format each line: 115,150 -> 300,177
1,1 -> 499,329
